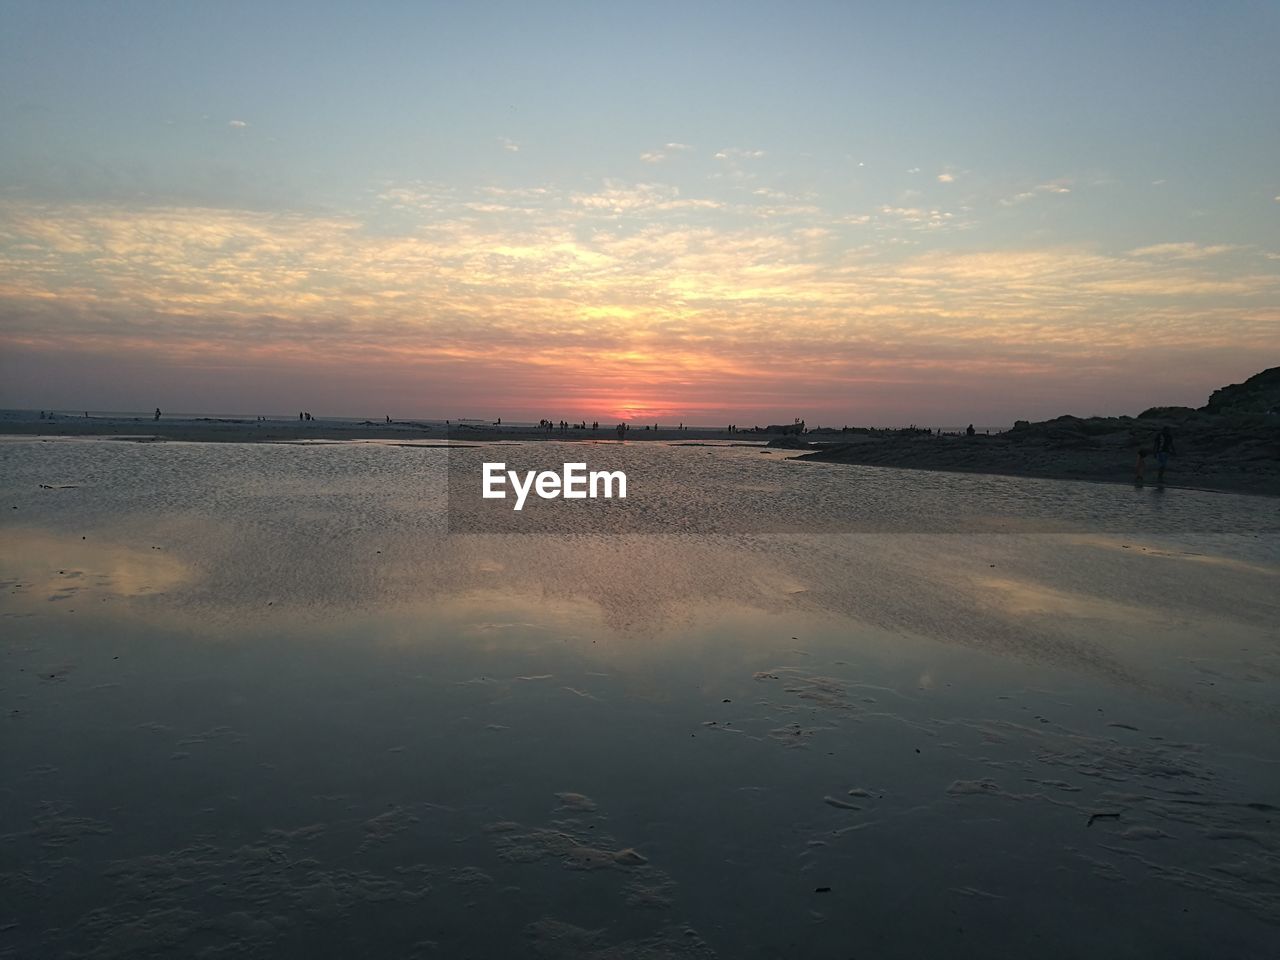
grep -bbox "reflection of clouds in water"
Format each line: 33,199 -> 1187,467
3,439 -> 1277,708
0,528 -> 190,608
8,517 -> 1277,710
970,575 -> 1153,621
1065,533 -> 1280,577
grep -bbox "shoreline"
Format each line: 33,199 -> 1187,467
0,417 -> 744,445
3,412 -> 1276,498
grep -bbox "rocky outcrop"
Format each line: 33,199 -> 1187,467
764,421 -> 806,435
795,368 -> 1280,496
1203,367 -> 1280,415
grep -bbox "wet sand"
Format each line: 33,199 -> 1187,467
2,438 -> 1277,957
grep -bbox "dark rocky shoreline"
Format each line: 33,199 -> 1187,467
793,368 -> 1280,497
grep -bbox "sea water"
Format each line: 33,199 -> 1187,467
1,438 -> 1277,958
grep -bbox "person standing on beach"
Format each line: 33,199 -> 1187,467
1153,426 -> 1176,483
154,407 -> 161,421
1134,444 -> 1150,484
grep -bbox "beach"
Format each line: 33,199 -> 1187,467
0,410 -> 737,444
2,435 -> 1278,958
4,406 -> 1277,498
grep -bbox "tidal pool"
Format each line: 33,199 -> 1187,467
2,438 -> 1277,958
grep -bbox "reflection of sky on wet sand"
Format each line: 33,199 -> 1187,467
2,439 -> 1279,957
1065,532 -> 1280,578
0,527 -> 191,604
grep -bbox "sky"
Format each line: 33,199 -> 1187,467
1,0 -> 1277,425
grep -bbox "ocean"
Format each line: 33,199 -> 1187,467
2,437 -> 1277,957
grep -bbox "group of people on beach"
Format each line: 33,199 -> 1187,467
539,420 -> 601,432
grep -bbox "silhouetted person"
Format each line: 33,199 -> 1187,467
1134,444 -> 1150,484
966,423 -> 975,436
1153,426 -> 1176,483
154,407 -> 161,421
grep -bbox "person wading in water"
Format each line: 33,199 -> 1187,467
1153,426 -> 1176,484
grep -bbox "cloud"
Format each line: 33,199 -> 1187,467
228,120 -> 248,129
714,147 -> 765,161
639,143 -> 693,164
936,173 -> 954,183
2,188 -> 1274,422
876,205 -> 963,232
1127,242 -> 1238,260
1001,179 -> 1072,206
499,137 -> 520,153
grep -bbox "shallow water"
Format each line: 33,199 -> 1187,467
2,438 -> 1278,958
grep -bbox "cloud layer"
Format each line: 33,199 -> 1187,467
1,178 -> 1275,421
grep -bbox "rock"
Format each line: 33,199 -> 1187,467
766,436 -> 813,449
1203,366 -> 1280,415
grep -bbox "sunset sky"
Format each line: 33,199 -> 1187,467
1,1 -> 1277,425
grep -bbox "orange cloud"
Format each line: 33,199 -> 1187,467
1,192 -> 1275,421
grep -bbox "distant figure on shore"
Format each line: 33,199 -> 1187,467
966,423 -> 975,436
1154,426 -> 1176,483
154,407 -> 161,421
299,412 -> 304,421
1134,444 -> 1151,484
